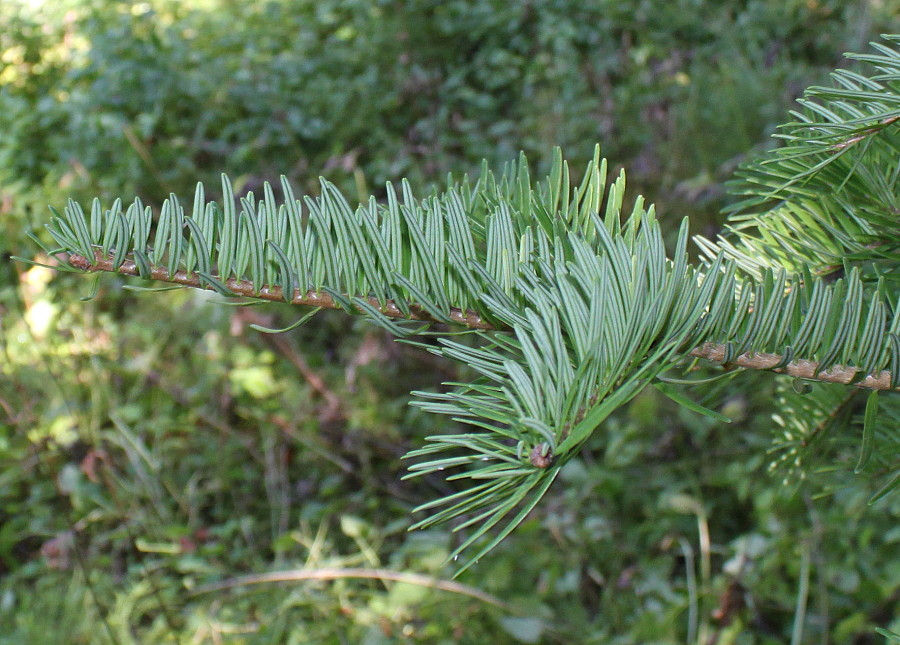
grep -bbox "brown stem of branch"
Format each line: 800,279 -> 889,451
67,251 -> 492,330
64,252 -> 898,391
687,343 -> 895,391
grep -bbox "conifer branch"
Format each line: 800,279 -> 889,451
710,35 -> 900,281
64,251 -> 898,391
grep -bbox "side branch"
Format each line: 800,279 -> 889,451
829,114 -> 899,151
65,253 -> 897,391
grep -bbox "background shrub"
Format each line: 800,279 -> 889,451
1,1 -> 898,642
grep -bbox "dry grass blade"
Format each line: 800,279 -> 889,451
189,567 -> 517,612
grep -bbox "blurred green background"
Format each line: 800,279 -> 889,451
1,1 -> 898,643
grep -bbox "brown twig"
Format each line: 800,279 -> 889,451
63,252 -> 898,391
687,343 -> 895,391
66,251 -> 492,329
188,566 -> 516,611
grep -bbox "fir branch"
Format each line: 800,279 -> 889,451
37,136 -> 899,567
64,251 -> 898,391
709,35 -> 900,280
